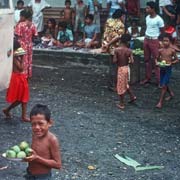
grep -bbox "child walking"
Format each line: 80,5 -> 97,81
24,104 -> 62,179
113,34 -> 136,109
3,40 -> 30,122
156,33 -> 179,108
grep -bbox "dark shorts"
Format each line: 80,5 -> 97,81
24,169 -> 52,180
160,66 -> 172,86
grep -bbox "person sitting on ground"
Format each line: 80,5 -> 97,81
155,33 -> 178,108
75,14 -> 100,48
54,21 -> 73,47
14,0 -> 24,25
41,18 -> 56,46
24,104 -> 62,179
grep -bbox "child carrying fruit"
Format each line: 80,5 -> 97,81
155,33 -> 179,108
113,34 -> 136,109
24,104 -> 62,179
3,39 -> 30,122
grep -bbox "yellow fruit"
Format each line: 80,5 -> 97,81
19,141 -> 29,150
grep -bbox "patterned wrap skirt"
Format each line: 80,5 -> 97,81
117,66 -> 129,95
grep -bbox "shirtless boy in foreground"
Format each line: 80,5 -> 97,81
24,104 -> 61,179
156,33 -> 179,108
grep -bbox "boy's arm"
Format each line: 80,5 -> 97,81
26,137 -> 62,169
113,49 -> 117,63
172,50 -> 179,64
129,53 -> 134,64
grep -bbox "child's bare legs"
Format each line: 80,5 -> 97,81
3,101 -> 21,118
117,94 -> 125,109
156,86 -> 167,108
127,87 -> 136,103
21,103 -> 30,122
165,86 -> 174,101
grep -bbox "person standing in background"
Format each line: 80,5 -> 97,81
14,0 -> 24,25
28,0 -> 51,36
140,1 -> 164,86
87,0 -> 102,32
106,0 -> 126,17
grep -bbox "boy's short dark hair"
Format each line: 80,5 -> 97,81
146,1 -> 157,11
58,21 -> 67,29
65,0 -> 71,5
121,34 -> 131,44
17,0 -> 24,5
162,33 -> 173,42
85,14 -> 94,21
20,9 -> 32,19
30,104 -> 51,122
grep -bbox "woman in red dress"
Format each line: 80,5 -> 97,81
3,40 -> 30,122
15,9 -> 38,79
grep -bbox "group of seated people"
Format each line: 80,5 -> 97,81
41,14 -> 100,49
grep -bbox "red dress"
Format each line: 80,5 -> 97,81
15,21 -> 38,78
6,72 -> 29,103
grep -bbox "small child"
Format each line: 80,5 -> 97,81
127,20 -> 141,39
24,104 -> 62,179
62,0 -> 75,30
113,34 -> 136,109
14,0 -> 24,25
76,14 -> 100,48
156,33 -> 179,108
41,18 -> 56,46
55,21 -> 74,47
3,40 -> 30,122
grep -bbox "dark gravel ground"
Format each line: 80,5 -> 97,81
0,58 -> 180,180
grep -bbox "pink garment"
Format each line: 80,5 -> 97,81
117,66 -> 129,95
15,22 -> 38,78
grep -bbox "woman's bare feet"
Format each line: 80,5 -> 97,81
21,117 -> 30,122
117,104 -> 125,109
165,92 -> 174,101
2,109 -> 12,118
156,102 -> 162,108
128,96 -> 137,103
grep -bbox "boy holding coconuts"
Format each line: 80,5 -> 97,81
24,104 -> 62,179
155,33 -> 179,108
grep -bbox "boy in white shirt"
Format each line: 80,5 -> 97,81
14,0 -> 24,25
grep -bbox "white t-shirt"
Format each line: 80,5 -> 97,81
159,0 -> 172,7
145,15 -> 164,37
107,0 -> 124,9
159,0 -> 173,14
14,9 -> 23,25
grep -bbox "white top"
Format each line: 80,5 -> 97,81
159,0 -> 173,14
159,0 -> 173,7
128,26 -> 141,38
28,0 -> 50,32
145,15 -> 164,37
14,9 -> 23,25
88,0 -> 102,14
106,0 -> 124,9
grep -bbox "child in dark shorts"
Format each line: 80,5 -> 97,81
156,33 -> 179,108
24,104 -> 62,180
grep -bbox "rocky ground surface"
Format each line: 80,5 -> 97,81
0,56 -> 180,180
